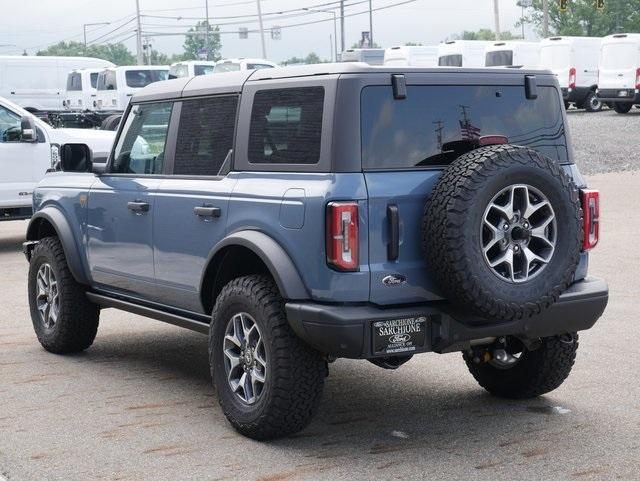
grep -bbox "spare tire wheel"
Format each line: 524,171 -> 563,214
422,145 -> 582,321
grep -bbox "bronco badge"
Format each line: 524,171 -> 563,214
382,274 -> 407,286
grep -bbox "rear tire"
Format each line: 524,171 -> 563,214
613,102 -> 633,114
100,114 -> 121,131
583,91 -> 602,112
28,237 -> 100,353
209,275 -> 325,440
464,334 -> 578,398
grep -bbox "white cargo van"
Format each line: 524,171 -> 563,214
485,41 -> 541,69
383,46 -> 438,67
539,36 -> 602,111
0,56 -> 114,113
213,58 -> 277,72
340,49 -> 385,65
168,61 -> 217,79
438,41 -> 491,67
63,68 -> 104,111
94,66 -> 169,112
597,33 -> 640,114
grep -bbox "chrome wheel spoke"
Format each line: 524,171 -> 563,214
36,263 -> 58,329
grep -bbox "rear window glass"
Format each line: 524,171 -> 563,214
173,96 -> 238,176
125,69 -> 169,88
438,54 -> 462,66
97,70 -> 117,90
361,85 -> 568,169
214,62 -> 241,73
486,50 -> 513,67
248,87 -> 324,164
66,73 -> 82,91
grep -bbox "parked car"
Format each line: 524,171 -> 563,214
383,46 -> 438,67
168,61 -> 217,79
340,48 -> 385,65
437,40 -> 492,67
0,56 -> 114,113
0,96 -> 115,221
539,36 -> 602,112
213,58 -> 277,73
485,41 -> 541,69
63,68 -> 105,111
597,33 -> 640,114
23,64 -> 608,441
94,66 -> 169,112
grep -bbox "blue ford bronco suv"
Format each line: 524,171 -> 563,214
23,64 -> 608,440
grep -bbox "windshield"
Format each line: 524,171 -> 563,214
438,54 -> 462,67
601,43 -> 638,69
125,69 -> 169,88
540,45 -> 570,70
194,64 -> 215,76
361,85 -> 568,169
485,50 -> 513,67
214,62 -> 241,73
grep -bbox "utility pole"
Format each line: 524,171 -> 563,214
368,0 -> 373,46
205,0 -> 210,60
493,0 -> 501,40
303,7 -> 338,63
542,0 -> 549,37
256,0 -> 267,58
135,0 -> 143,65
340,0 -> 345,54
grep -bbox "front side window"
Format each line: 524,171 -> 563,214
361,85 -> 568,169
247,63 -> 274,70
112,102 -> 172,175
214,62 -> 241,73
66,73 -> 82,91
173,96 -> 238,176
0,105 -> 21,143
125,70 -> 169,88
194,64 -> 215,76
485,50 -> 514,67
248,87 -> 324,164
438,54 -> 462,66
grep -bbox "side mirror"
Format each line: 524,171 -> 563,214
60,143 -> 93,173
20,116 -> 37,142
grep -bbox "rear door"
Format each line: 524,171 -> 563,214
362,80 -> 570,305
600,41 -> 639,89
152,95 -> 239,312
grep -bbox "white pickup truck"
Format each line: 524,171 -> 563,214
0,97 -> 115,221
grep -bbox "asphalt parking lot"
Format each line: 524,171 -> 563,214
1,110 -> 639,481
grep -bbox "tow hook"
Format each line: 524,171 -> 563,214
558,333 -> 577,345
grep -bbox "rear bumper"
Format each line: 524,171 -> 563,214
285,277 -> 608,359
596,88 -> 640,103
561,86 -> 591,104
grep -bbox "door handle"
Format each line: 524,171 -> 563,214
127,201 -> 149,213
194,206 -> 221,218
387,204 -> 399,261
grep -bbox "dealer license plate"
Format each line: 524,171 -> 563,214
372,316 -> 428,355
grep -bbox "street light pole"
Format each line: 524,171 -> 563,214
205,0 -> 210,60
493,0 -> 501,41
340,0 -> 345,53
303,7 -> 338,62
83,22 -> 110,54
135,0 -> 144,65
368,0 -> 373,46
256,0 -> 267,58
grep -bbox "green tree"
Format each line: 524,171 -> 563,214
282,52 -> 328,65
182,21 -> 221,61
350,41 -> 382,49
37,41 -> 135,65
522,0 -> 640,37
452,28 -> 519,41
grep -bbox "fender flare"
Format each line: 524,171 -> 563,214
201,230 -> 309,302
26,207 -> 89,285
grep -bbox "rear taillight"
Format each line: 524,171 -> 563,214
326,202 -> 359,271
635,67 -> 640,89
569,67 -> 576,89
581,190 -> 600,250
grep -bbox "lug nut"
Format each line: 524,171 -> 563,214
513,245 -> 520,252
523,222 -> 529,229
503,224 -> 509,230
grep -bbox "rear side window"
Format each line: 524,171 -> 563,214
90,73 -> 99,89
438,54 -> 462,66
67,73 -> 82,91
194,64 -> 214,76
125,70 -> 169,88
97,70 -> 117,90
247,63 -> 274,70
173,96 -> 238,176
112,102 -> 173,175
248,87 -> 324,164
361,85 -> 568,169
169,64 -> 189,79
486,50 -> 513,66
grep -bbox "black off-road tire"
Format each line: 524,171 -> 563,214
613,102 -> 633,114
100,114 -> 122,131
423,145 -> 582,321
28,237 -> 100,353
209,275 -> 325,440
583,91 -> 602,112
464,334 -> 579,398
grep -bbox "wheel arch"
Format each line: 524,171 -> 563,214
26,208 -> 89,285
200,230 -> 309,314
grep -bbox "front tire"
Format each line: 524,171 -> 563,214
613,102 -> 633,114
209,275 -> 325,440
583,91 -> 602,112
464,334 -> 578,399
28,237 -> 100,353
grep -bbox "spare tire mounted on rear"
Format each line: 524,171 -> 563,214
423,145 -> 582,321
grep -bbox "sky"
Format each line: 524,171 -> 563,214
0,0 -> 537,63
